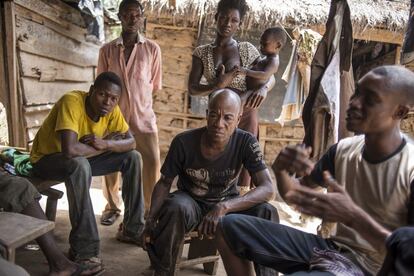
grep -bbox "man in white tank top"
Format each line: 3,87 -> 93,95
214,65 -> 414,276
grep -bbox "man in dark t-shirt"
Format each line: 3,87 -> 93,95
141,89 -> 278,276
162,127 -> 265,203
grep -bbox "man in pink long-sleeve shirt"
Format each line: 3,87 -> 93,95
97,0 -> 162,230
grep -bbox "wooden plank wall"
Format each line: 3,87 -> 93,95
12,0 -> 99,145
144,23 -> 198,158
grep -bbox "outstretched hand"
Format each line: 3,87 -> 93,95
285,171 -> 359,226
272,144 -> 314,177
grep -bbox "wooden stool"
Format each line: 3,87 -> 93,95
28,177 -> 63,221
0,212 -> 54,262
174,231 -> 220,276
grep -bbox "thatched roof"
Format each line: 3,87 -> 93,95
143,0 -> 410,32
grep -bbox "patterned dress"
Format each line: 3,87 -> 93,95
192,41 -> 260,93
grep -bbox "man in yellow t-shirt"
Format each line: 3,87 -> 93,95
30,72 -> 144,266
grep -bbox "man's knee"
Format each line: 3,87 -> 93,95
68,157 -> 91,174
387,227 -> 414,254
124,150 -> 142,166
162,196 -> 190,216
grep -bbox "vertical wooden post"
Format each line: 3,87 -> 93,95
183,91 -> 188,129
395,46 -> 402,65
0,4 -> 8,108
4,1 -> 24,147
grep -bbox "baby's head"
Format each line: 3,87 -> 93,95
260,27 -> 287,56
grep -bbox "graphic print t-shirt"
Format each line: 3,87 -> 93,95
161,127 -> 266,203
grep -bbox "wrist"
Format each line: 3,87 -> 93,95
346,205 -> 364,228
216,201 -> 229,214
104,140 -> 111,151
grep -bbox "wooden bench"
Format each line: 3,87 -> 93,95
0,212 -> 54,262
174,231 -> 220,276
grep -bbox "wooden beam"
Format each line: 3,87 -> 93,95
155,110 -> 205,120
14,4 -> 87,44
4,1 -> 25,147
14,0 -> 84,30
19,51 -> 94,82
21,77 -> 90,105
311,24 -> 404,45
0,4 -> 8,108
16,16 -> 99,67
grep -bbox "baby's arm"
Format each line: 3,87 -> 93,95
243,57 -> 279,80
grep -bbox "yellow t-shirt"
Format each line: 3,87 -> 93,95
30,90 -> 129,163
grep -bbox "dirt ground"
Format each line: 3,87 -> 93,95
15,178 -> 318,276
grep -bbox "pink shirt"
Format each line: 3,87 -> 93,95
98,34 -> 162,133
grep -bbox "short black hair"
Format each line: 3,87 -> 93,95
263,27 -> 287,48
215,0 -> 248,20
94,72 -> 122,92
118,0 -> 144,13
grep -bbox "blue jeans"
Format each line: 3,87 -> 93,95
220,214 -> 340,275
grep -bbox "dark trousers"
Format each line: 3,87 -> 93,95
378,226 -> 414,276
32,150 -> 144,259
220,214 -> 339,275
147,190 -> 279,276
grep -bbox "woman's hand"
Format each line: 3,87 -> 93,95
215,64 -> 239,89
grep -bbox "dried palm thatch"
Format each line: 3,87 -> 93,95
142,0 -> 409,32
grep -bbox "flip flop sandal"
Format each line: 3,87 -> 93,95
100,211 -> 120,226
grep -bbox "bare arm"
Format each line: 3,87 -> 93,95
60,129 -> 102,158
198,169 -> 275,236
105,130 -> 135,152
220,169 -> 275,213
142,175 -> 174,250
244,58 -> 279,80
146,175 -> 174,221
188,56 -> 239,96
79,130 -> 135,153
